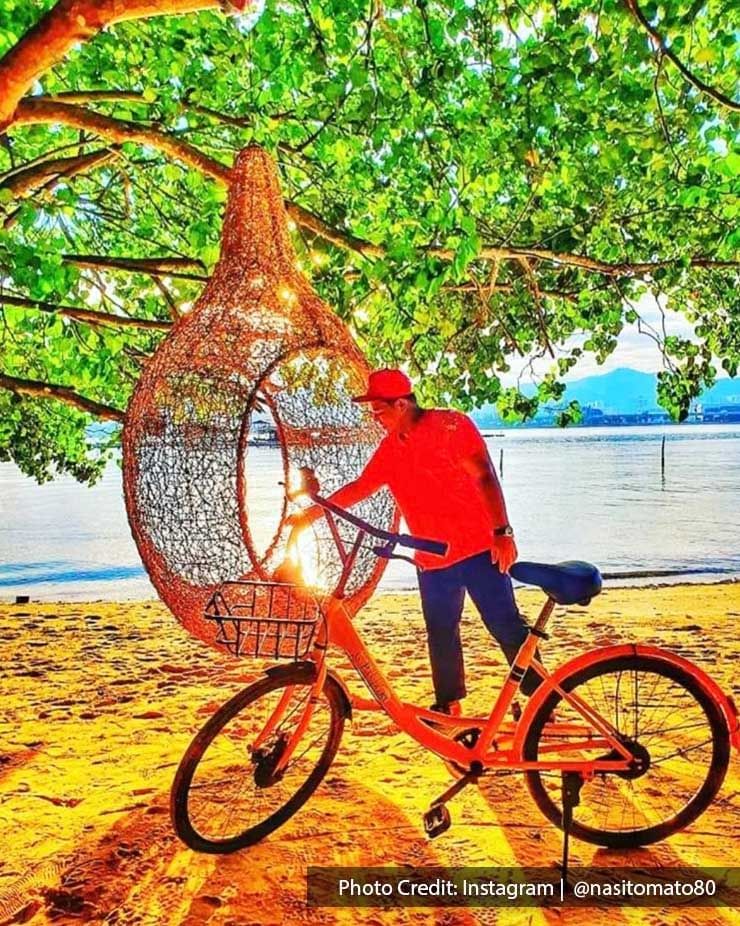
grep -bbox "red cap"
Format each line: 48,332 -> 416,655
352,369 -> 413,403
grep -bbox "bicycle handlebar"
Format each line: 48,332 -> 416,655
309,493 -> 448,558
395,533 -> 448,556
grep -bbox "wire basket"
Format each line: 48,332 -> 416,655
204,581 -> 324,659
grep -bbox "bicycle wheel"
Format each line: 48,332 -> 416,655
171,668 -> 346,853
523,653 -> 730,848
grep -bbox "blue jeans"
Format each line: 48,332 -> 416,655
417,550 -> 542,705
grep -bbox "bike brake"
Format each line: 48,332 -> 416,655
372,545 -> 417,567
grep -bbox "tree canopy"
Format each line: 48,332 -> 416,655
0,0 -> 737,483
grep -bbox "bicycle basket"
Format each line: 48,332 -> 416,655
204,581 -> 324,659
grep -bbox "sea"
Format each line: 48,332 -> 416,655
1,424 -> 739,601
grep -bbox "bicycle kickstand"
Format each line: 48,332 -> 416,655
423,766 -> 482,839
560,772 -> 584,885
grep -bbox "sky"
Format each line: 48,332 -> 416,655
503,293 -> 700,387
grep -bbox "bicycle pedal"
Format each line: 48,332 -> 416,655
423,803 -> 451,839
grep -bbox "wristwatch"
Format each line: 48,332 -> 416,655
493,524 -> 514,538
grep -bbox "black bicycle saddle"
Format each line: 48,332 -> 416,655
510,560 -> 602,605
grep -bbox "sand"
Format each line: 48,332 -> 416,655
1,582 -> 739,925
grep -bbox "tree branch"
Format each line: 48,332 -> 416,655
152,277 -> 182,321
0,293 -> 172,330
516,256 -> 555,357
38,90 -> 261,131
8,98 -> 367,257
56,245 -> 739,286
442,282 -> 578,302
0,371 -> 125,420
653,52 -> 685,174
5,103 -> 738,279
3,147 -> 120,229
39,90 -> 150,105
61,253 -> 208,280
622,0 -> 739,112
0,139 -> 104,181
471,249 -> 736,277
0,0 -> 256,129
0,147 -> 116,200
12,98 -> 232,184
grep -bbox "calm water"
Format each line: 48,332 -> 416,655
1,424 -> 739,601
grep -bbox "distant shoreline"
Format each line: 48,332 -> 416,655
477,418 -> 740,432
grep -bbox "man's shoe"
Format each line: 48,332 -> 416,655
430,700 -> 462,717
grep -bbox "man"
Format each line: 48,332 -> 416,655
289,368 -> 541,714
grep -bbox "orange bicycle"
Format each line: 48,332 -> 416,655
171,480 -> 739,858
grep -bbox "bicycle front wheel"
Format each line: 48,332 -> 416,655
523,653 -> 730,848
171,668 -> 346,854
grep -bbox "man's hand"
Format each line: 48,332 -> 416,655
275,506 -> 323,586
491,534 -> 518,574
285,505 -> 323,530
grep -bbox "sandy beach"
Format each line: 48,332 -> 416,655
1,582 -> 738,925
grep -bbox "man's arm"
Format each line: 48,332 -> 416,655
460,448 -> 509,526
305,477 -> 377,524
460,447 -> 518,573
287,458 -> 387,529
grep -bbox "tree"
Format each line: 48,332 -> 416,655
0,0 -> 737,482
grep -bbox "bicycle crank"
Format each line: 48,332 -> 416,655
442,727 -> 482,780
423,765 -> 482,838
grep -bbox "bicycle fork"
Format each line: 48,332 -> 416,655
249,659 -> 329,779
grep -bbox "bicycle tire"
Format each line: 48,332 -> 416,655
523,653 -> 730,848
171,668 -> 346,853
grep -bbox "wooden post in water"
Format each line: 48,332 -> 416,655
499,447 -> 504,479
661,435 -> 666,478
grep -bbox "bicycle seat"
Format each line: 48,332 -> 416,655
510,561 -> 602,605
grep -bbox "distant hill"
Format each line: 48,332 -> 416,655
471,368 -> 740,427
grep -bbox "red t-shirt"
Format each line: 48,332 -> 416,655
355,409 -> 494,570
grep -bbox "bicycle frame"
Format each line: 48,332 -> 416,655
269,540 -> 629,777
265,490 -> 740,779
295,595 -> 638,772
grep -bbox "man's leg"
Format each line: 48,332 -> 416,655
462,552 -> 543,696
417,563 -> 467,707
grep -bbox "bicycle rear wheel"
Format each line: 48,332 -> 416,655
171,667 -> 346,853
523,653 -> 730,848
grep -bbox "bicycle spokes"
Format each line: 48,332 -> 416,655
525,657 -> 726,844
186,684 -> 336,843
